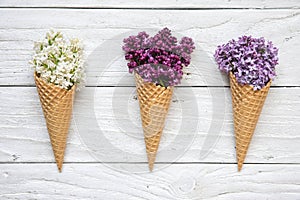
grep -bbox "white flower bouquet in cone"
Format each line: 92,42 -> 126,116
122,28 -> 195,171
214,36 -> 279,171
30,30 -> 85,172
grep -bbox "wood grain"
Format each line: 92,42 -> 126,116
0,164 -> 299,199
0,0 -> 299,8
1,87 -> 299,163
1,2 -> 300,199
0,9 -> 299,86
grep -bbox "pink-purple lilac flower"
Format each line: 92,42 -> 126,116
123,28 -> 195,87
214,36 -> 279,90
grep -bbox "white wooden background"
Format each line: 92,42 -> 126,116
1,1 -> 300,199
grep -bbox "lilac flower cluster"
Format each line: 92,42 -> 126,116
214,36 -> 279,90
122,28 -> 195,87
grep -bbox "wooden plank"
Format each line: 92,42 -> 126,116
1,87 -> 300,163
0,9 -> 299,86
0,164 -> 299,199
0,0 -> 299,9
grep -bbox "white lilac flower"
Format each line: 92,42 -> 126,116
30,30 -> 86,90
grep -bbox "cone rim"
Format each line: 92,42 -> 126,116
229,72 -> 272,91
134,72 -> 174,90
34,72 -> 76,92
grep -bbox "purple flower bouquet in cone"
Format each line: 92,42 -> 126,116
214,36 -> 279,171
123,28 -> 195,171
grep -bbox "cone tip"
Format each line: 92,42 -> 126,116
147,153 -> 156,172
57,163 -> 63,173
237,162 -> 243,172
148,163 -> 154,172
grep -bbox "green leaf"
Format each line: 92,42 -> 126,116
159,78 -> 165,87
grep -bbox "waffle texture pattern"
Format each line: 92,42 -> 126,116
34,73 -> 75,172
230,72 -> 271,171
135,73 -> 173,171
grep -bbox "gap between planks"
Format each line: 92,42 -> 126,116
0,7 -> 299,10
0,85 -> 299,88
1,162 -> 300,165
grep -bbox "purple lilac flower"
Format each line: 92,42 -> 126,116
122,28 -> 195,87
214,36 -> 279,90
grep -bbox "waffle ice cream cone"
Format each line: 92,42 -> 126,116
229,72 -> 271,171
34,73 -> 75,172
134,73 -> 173,171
